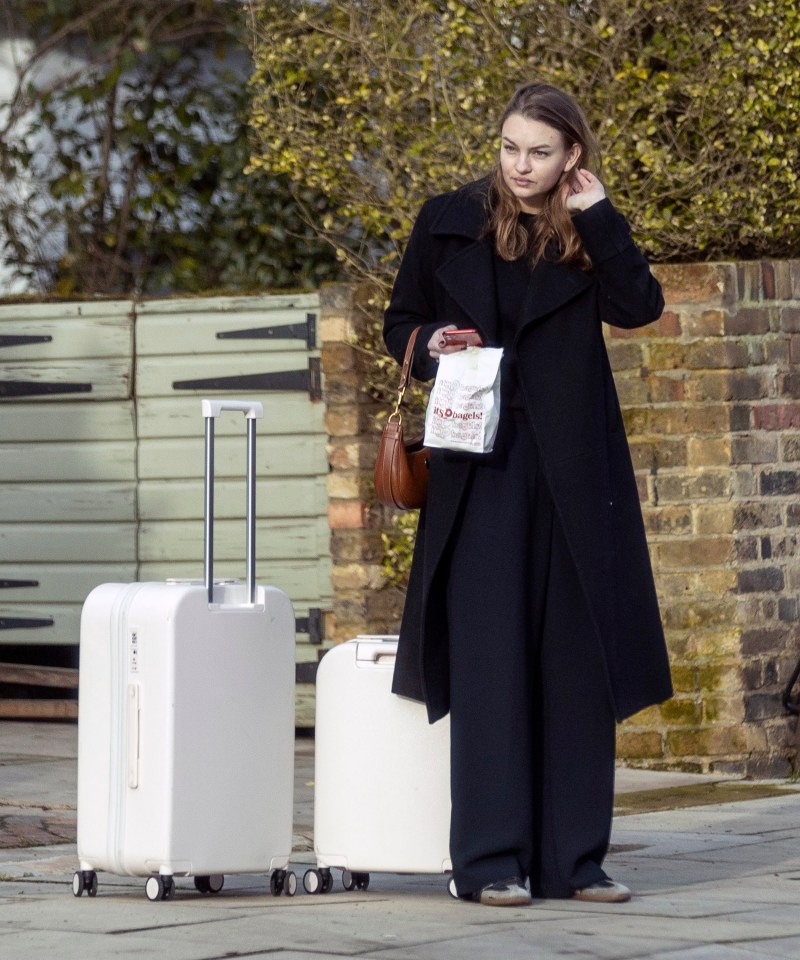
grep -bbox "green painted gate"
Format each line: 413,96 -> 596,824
0,294 -> 332,723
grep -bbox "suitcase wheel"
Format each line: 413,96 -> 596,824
341,869 -> 355,892
270,869 -> 297,896
145,875 -> 175,902
352,871 -> 370,891
194,875 -> 224,895
302,867 -> 333,895
302,868 -> 320,895
72,870 -> 97,898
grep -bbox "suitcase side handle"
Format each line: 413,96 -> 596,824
202,398 -> 263,604
355,639 -> 398,664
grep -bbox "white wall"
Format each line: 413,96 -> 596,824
0,37 -> 34,294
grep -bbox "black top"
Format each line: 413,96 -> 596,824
491,214 -> 536,410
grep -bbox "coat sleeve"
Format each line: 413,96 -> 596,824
571,198 -> 664,330
383,198 -> 444,382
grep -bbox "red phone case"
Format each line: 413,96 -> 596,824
442,329 -> 484,347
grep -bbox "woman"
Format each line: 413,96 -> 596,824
383,81 -> 672,907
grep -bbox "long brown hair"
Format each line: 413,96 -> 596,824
486,82 -> 600,270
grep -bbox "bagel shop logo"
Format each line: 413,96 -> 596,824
433,406 -> 483,421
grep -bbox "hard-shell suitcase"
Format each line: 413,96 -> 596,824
306,635 -> 453,896
73,399 -> 297,901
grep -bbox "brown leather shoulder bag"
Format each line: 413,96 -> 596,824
374,327 -> 430,510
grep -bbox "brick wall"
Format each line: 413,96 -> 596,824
320,283 -> 406,643
613,261 -> 800,776
321,263 -> 800,778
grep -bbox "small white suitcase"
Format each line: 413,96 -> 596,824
306,635 -> 453,895
73,399 -> 296,901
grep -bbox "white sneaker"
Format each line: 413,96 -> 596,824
572,878 -> 631,903
472,877 -> 532,907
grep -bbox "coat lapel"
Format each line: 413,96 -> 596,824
429,187 -> 499,345
519,259 -> 594,330
429,182 -> 596,342
434,243 -> 498,345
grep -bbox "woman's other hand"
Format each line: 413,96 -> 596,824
563,168 -> 606,212
428,325 -> 463,361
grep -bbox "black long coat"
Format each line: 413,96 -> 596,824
383,179 -> 673,724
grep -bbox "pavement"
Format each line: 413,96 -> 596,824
2,721 -> 800,960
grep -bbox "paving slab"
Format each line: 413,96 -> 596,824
2,720 -> 800,960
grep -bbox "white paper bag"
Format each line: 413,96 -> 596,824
423,347 -> 503,454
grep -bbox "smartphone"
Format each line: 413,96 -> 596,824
442,328 -> 484,347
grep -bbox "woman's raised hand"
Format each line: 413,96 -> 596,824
563,169 -> 606,212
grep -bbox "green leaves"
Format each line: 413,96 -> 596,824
245,0 -> 800,584
247,0 -> 800,273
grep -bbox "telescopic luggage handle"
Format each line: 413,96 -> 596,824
201,398 -> 264,604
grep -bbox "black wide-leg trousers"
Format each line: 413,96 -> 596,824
446,411 -> 616,899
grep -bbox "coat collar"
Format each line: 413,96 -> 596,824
429,180 -> 489,240
430,180 -> 593,340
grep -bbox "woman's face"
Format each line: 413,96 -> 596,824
499,113 -> 581,213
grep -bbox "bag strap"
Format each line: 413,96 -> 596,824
390,326 -> 422,421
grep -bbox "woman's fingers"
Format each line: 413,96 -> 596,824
428,324 -> 459,359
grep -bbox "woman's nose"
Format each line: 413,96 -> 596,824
515,154 -> 531,173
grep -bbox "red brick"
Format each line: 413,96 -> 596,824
680,310 -> 725,336
737,567 -> 785,593
606,342 -> 645,369
661,599 -> 737,629
762,262 -> 776,299
731,435 -> 778,464
760,471 -> 800,496
724,308 -> 771,335
780,307 -> 800,332
734,503 -> 783,529
656,538 -> 732,568
666,726 -> 748,758
656,263 -> 735,305
730,404 -> 752,430
685,341 -> 750,369
655,471 -> 731,501
764,340 -> 790,366
325,407 -> 361,436
328,501 -> 367,529
629,439 -> 687,470
642,506 -> 692,536
781,373 -> 800,399
684,372 -> 729,401
781,435 -> 800,461
648,343 -> 687,369
647,374 -> 685,402
753,404 -> 800,430
727,372 -> 772,401
656,311 -> 682,336
616,731 -> 664,760
608,324 -> 653,340
615,378 -> 651,404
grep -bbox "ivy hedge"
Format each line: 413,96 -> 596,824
249,0 -> 799,279
246,0 -> 799,585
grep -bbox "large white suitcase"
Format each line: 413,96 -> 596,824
73,399 -> 296,901
306,635 -> 453,895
